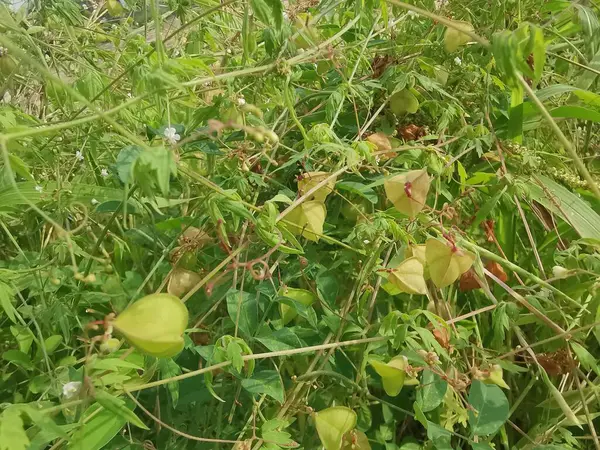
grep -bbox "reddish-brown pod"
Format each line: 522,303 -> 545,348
459,269 -> 480,291
485,261 -> 508,283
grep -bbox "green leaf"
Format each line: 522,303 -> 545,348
241,370 -> 284,403
3,349 -> 33,370
0,408 -> 29,450
11,325 -> 33,354
115,145 -> 143,185
472,187 -> 507,229
315,407 -> 357,450
472,444 -> 494,450
265,0 -> 283,30
38,335 -> 62,356
91,358 -> 143,371
95,391 -> 148,430
69,403 -> 129,450
250,0 -> 273,26
278,287 -> 316,325
0,281 -> 16,323
226,290 -> 259,335
526,175 -> 600,239
531,446 -> 569,450
159,358 -> 182,407
570,341 -> 600,376
256,328 -> 303,351
550,105 -> 600,122
531,26 -> 545,83
426,422 -> 452,450
7,153 -> 33,181
468,380 -> 509,436
133,147 -> 177,197
417,369 -> 447,412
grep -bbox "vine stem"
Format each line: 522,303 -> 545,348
461,240 -> 581,308
181,245 -> 246,302
125,391 -> 242,444
385,0 -> 490,47
124,336 -> 386,393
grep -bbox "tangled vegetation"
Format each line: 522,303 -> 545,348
0,0 -> 600,449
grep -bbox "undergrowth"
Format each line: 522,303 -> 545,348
0,0 -> 600,449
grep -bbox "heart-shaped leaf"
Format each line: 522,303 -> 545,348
297,172 -> 337,202
384,170 -> 431,217
426,238 -> 475,288
315,406 -> 357,450
388,257 -> 428,295
112,294 -> 188,358
279,287 -> 316,325
167,268 -> 202,297
369,357 -> 407,396
390,89 -> 419,115
444,21 -> 474,52
284,200 -> 326,241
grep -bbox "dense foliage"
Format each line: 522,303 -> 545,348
0,0 -> 600,449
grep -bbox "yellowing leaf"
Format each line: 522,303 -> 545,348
388,257 -> 427,295
405,244 -> 426,264
297,172 -> 337,202
426,238 -> 475,288
315,406 -> 357,450
167,268 -> 202,297
370,357 -> 407,396
106,0 -> 124,16
444,21 -> 474,52
113,294 -> 188,358
390,89 -> 419,115
384,170 -> 431,217
342,430 -> 371,450
366,132 -> 392,155
405,243 -> 429,279
279,287 -> 316,325
284,200 -> 326,241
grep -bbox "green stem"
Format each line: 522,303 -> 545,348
296,370 -> 365,392
462,241 -> 581,308
517,73 -> 600,200
125,336 -> 386,393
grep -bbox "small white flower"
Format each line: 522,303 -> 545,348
163,126 -> 180,145
100,168 -> 109,178
407,10 -> 418,18
62,381 -> 82,399
75,150 -> 84,161
2,91 -> 11,103
237,97 -> 246,106
363,239 -> 370,245
434,0 -> 448,9
454,57 -> 462,66
91,198 -> 99,205
35,185 -> 42,193
127,92 -> 132,98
